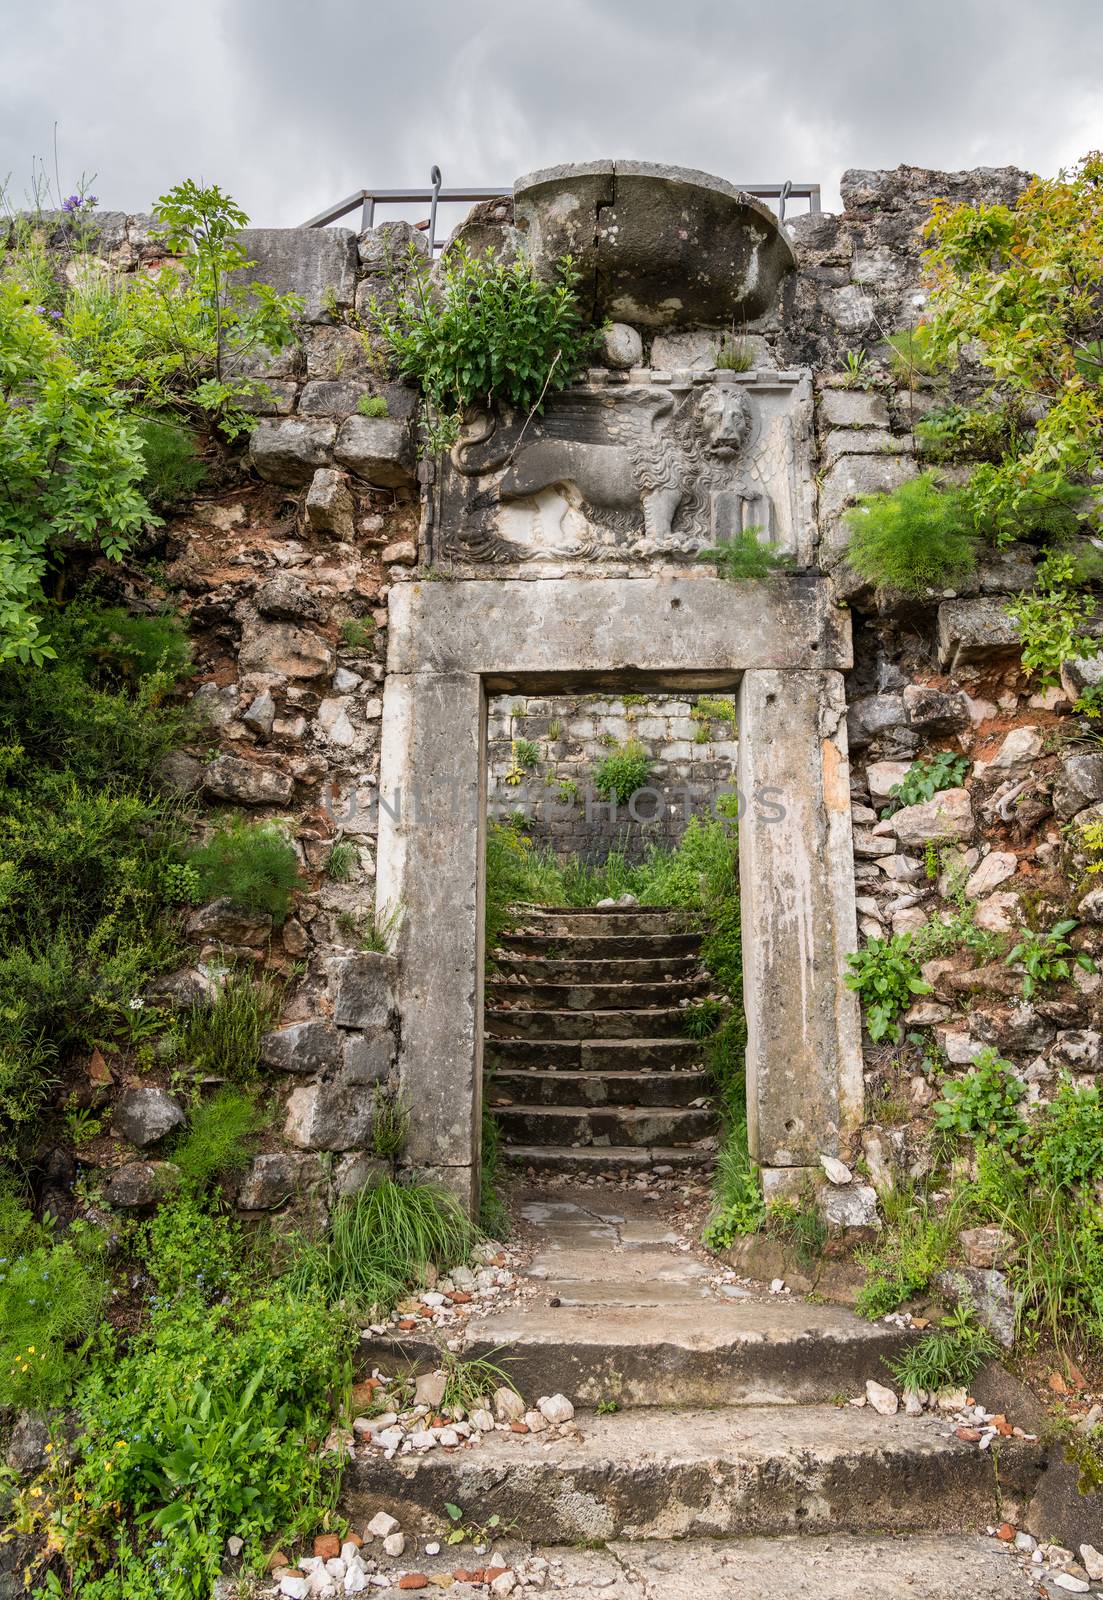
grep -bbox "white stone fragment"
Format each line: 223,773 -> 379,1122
865,1379 -> 899,1416
280,1581 -> 309,1600
820,1155 -> 852,1185
494,1386 -> 526,1421
1081,1545 -> 1103,1581
537,1393 -> 575,1424
366,1511 -> 400,1539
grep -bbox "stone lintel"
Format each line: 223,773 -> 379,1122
387,576 -> 851,680
738,669 -> 864,1167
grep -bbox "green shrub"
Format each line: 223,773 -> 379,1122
697,528 -> 788,580
1006,552 -> 1099,687
1027,1078 -> 1103,1192
371,1087 -> 411,1159
0,1209 -> 108,1409
135,415 -> 210,509
52,1202 -> 352,1600
880,750 -> 969,817
187,817 -> 303,925
1005,917 -> 1095,998
326,840 -> 358,881
888,1303 -> 997,1393
356,393 -> 388,418
915,402 -> 1021,465
341,616 -> 376,649
844,473 -> 978,595
933,1047 -> 1027,1148
845,933 -> 932,1042
171,1088 -> 264,1189
285,1176 -> 476,1315
368,244 -> 599,450
593,739 -> 653,806
702,1115 -> 765,1249
715,336 -> 753,372
177,971 -> 282,1081
855,1186 -> 953,1318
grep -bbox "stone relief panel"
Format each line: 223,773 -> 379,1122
429,368 -> 815,574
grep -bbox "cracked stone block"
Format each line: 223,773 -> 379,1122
331,953 -> 396,1029
334,416 -> 416,488
249,417 -> 337,485
259,1020 -> 344,1075
284,1082 -> 374,1151
938,597 -> 1020,670
306,467 -> 356,539
235,228 -> 358,323
203,754 -> 294,806
239,620 -> 335,680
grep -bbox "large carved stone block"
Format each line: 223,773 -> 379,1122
430,370 -> 815,573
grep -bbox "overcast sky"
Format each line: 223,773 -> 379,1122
2,0 -> 1102,229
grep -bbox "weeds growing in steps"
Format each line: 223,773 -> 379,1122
887,1303 -> 998,1395
284,1175 -> 478,1316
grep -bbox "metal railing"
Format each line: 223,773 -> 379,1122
301,170 -> 821,250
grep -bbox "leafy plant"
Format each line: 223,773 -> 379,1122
769,1194 -> 828,1268
593,739 -> 653,806
187,817 -> 303,926
356,393 -> 388,418
933,1048 -> 1027,1148
922,153 -> 1103,546
697,527 -> 788,580
888,1302 -> 997,1393
285,1176 -> 476,1315
171,1088 -> 264,1189
504,736 -> 540,784
841,348 -> 874,389
702,1116 -> 766,1249
715,336 -> 752,372
367,243 -> 599,450
1006,551 -> 1099,687
0,1209 -> 107,1409
916,402 -> 1021,465
880,750 -> 969,817
855,1185 -> 953,1318
371,1087 -> 411,1159
135,415 -> 210,509
177,971 -> 282,1081
691,696 -> 738,732
1004,918 -> 1094,998
845,933 -> 932,1042
326,840 -> 358,881
341,616 -> 376,649
844,472 -> 978,595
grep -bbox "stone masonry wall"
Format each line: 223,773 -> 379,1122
486,691 -> 738,861
39,160 -> 1103,1238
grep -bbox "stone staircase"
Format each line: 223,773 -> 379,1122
484,904 -> 718,1174
343,1188 -> 1046,1592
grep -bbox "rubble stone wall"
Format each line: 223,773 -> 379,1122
486,691 -> 738,861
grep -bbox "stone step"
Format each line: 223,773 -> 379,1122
358,1299 -> 917,1409
488,1068 -> 712,1107
504,1143 -> 711,1173
500,929 -> 702,959
486,1007 -> 691,1041
495,1103 -> 715,1147
484,1038 -> 705,1071
518,909 -> 692,937
341,1404 -> 1043,1544
488,976 -> 710,1011
494,952 -> 704,983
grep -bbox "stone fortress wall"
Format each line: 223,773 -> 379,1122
53,158 -> 1103,1234
485,690 -> 739,862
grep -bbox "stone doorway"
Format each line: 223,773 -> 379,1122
376,573 -> 864,1214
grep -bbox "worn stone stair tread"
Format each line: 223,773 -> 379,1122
341,1404 -> 1042,1542
360,1300 -> 917,1406
488,977 -> 710,1010
519,911 -> 693,936
500,931 -> 703,959
527,1535 -> 1037,1598
505,1143 -> 712,1171
491,1069 -> 711,1106
485,1038 -> 704,1070
494,953 -> 704,982
487,1006 -> 691,1039
495,1103 -> 716,1147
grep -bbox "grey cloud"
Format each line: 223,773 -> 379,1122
2,0 -> 1102,228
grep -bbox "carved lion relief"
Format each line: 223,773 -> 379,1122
430,369 -> 814,571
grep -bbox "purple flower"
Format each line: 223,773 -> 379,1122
61,193 -> 97,215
